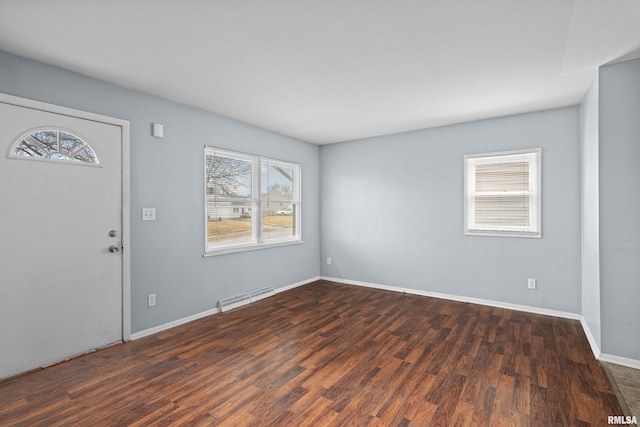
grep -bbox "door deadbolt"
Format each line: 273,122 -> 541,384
108,230 -> 118,238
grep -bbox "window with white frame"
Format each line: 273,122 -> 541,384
204,146 -> 301,254
464,148 -> 541,237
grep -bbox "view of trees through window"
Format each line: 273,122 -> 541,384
204,147 -> 300,253
11,129 -> 100,165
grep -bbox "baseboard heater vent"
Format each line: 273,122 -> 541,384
218,286 -> 275,312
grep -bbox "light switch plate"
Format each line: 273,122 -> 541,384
142,208 -> 156,221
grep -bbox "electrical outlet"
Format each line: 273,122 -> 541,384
142,208 -> 156,221
148,294 -> 156,307
528,279 -> 536,290
327,257 -> 332,265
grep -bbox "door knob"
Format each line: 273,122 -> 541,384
108,245 -> 121,253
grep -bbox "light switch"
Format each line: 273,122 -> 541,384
142,208 -> 156,221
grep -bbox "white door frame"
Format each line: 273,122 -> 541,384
0,92 -> 132,341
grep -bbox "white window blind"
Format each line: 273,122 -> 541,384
464,149 -> 541,237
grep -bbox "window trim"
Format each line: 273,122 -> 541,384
464,148 -> 541,238
204,146 -> 302,256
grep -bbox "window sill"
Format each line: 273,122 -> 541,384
204,240 -> 303,257
465,229 -> 541,238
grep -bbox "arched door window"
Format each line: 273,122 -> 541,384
10,129 -> 100,166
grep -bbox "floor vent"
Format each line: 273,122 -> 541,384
249,286 -> 276,303
218,286 -> 275,312
217,293 -> 250,312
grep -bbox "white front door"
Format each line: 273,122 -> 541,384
0,97 -> 125,379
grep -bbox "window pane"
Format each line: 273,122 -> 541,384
262,204 -> 296,240
59,131 -> 86,156
14,137 -> 48,157
261,163 -> 294,202
15,131 -> 57,157
206,155 -> 252,198
49,153 -> 72,161
475,162 -> 529,192
31,130 -> 58,153
207,204 -> 254,245
475,196 -> 530,226
72,146 -> 99,164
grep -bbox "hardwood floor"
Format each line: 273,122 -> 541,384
0,280 -> 623,426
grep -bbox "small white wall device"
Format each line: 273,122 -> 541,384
152,123 -> 164,138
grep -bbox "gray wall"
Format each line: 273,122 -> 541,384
0,51 -> 320,333
599,59 -> 640,360
580,75 -> 601,350
3,48 -> 637,362
320,107 -> 582,313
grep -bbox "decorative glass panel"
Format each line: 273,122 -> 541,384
10,129 -> 100,166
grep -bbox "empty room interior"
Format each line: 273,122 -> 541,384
1,1 -> 640,425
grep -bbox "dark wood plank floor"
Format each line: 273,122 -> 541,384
0,280 -> 622,426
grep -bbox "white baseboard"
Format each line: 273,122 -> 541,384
131,306 -> 221,340
599,353 -> 640,370
276,276 -> 320,293
131,276 -> 318,340
580,317 -> 602,359
320,276 -> 581,320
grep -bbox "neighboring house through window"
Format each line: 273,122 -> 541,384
204,146 -> 301,254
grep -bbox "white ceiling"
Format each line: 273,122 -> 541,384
1,0 -> 639,144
